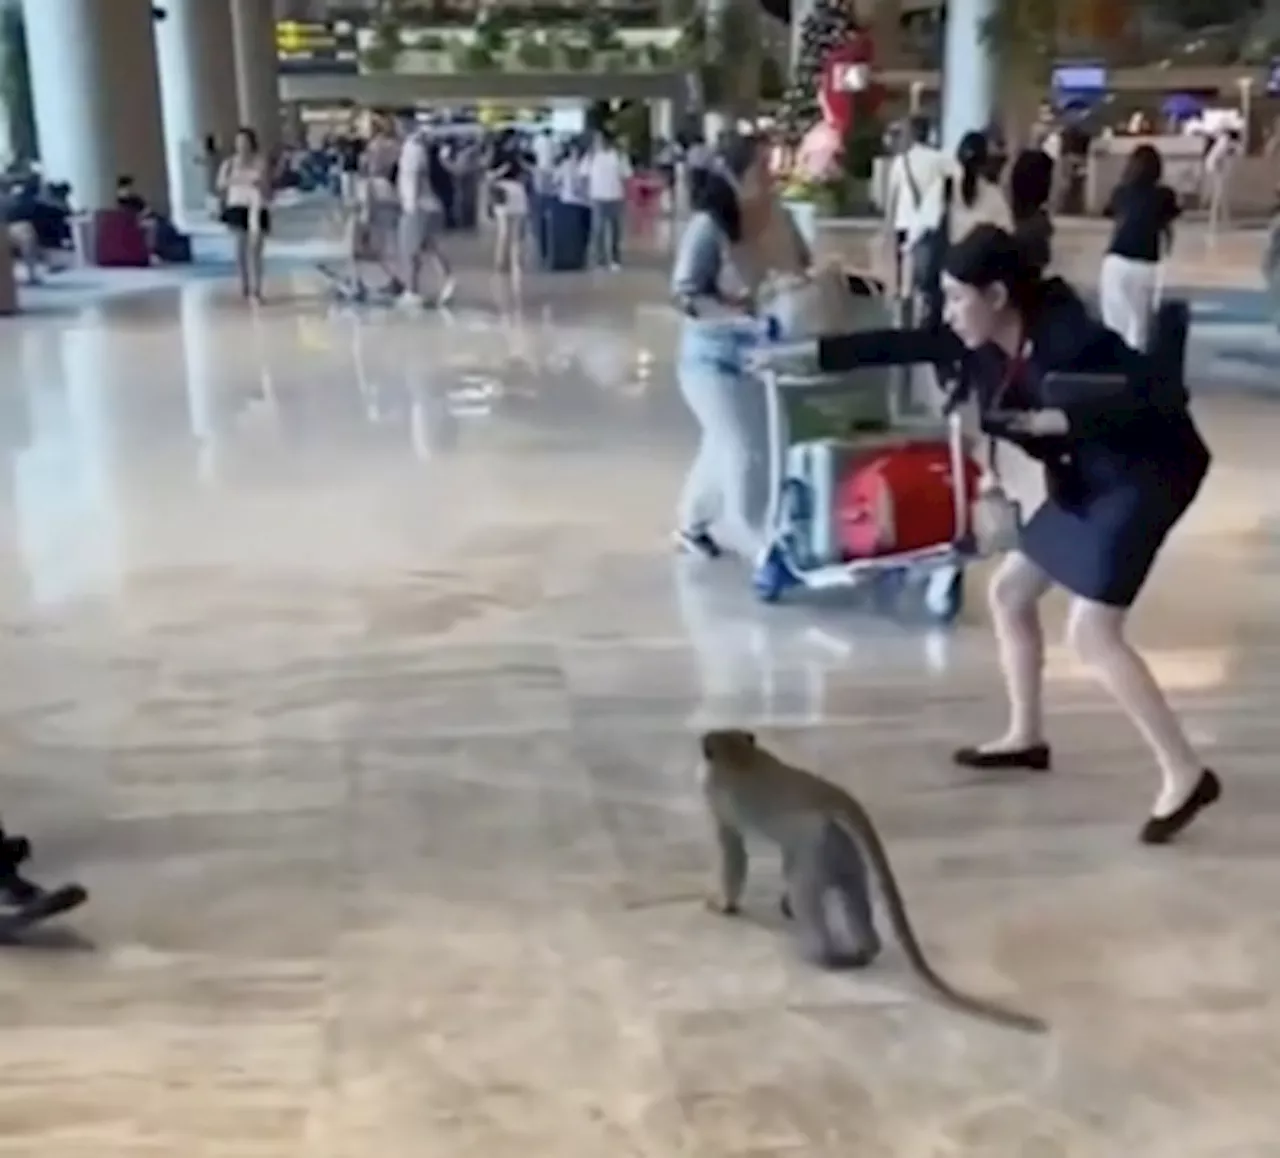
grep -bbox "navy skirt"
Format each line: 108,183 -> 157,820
1020,421 -> 1210,608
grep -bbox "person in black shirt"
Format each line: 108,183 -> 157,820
1009,148 -> 1054,275
1099,145 -> 1180,349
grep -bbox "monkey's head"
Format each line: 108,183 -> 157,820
700,729 -> 757,763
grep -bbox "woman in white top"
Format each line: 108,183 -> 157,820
908,131 -> 1010,323
217,127 -> 272,302
912,131 -> 1011,247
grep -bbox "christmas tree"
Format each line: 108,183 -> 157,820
778,0 -> 857,144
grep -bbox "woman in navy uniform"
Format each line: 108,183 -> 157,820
760,225 -> 1216,844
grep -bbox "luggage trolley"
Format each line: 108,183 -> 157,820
751,362 -> 976,623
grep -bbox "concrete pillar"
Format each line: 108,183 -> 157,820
230,0 -> 280,155
156,0 -> 240,220
22,0 -> 169,214
940,0 -> 996,153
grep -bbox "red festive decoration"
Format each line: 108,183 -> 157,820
817,30 -> 884,136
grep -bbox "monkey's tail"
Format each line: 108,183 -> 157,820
831,798 -> 1049,1036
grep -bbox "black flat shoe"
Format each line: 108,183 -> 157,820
1140,770 -> 1221,846
952,743 -> 1051,772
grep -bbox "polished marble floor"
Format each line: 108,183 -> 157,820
1,265 -> 1280,1156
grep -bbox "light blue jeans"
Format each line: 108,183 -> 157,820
676,323 -> 765,557
590,199 -> 624,266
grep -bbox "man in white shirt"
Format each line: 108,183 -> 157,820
396,113 -> 455,307
583,130 -> 630,270
882,118 -> 945,289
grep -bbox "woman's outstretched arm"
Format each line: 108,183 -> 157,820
817,325 -> 963,373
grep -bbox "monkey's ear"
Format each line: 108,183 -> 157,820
701,729 -> 756,761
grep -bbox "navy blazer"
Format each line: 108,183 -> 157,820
816,279 -> 1208,504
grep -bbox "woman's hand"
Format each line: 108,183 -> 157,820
745,340 -> 820,374
997,409 -> 1069,436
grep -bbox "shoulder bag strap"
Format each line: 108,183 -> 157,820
900,153 -> 922,208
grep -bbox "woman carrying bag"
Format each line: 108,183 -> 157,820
752,226 -> 1217,845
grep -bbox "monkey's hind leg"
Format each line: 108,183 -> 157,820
707,820 -> 748,915
785,824 -> 880,970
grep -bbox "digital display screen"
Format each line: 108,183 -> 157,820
1051,64 -> 1107,92
275,20 -> 359,76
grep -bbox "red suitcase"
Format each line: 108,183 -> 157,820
836,441 -> 980,559
93,209 -> 150,268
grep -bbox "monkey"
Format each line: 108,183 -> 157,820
698,729 -> 1047,1035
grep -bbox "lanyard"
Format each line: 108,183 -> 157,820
985,333 -> 1029,475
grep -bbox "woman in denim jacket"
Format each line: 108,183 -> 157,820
671,134 -> 809,559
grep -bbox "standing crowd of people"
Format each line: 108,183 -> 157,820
317,113 -> 648,306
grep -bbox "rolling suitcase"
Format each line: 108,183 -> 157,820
784,439 -> 861,567
94,209 -> 149,268
835,441 -> 980,560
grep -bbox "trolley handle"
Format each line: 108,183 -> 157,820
938,367 -> 968,417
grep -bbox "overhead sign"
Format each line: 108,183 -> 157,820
275,20 -> 359,76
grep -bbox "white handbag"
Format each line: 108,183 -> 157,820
761,264 -> 886,340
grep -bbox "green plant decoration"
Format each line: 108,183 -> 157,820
0,2 -> 35,163
515,34 -> 553,70
759,52 -> 786,103
980,0 -> 1061,142
841,116 -> 882,182
451,41 -> 497,72
472,13 -> 510,57
561,41 -> 592,71
585,11 -> 623,54
643,42 -> 672,69
363,0 -> 406,72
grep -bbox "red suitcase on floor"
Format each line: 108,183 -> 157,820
835,441 -> 981,559
93,209 -> 149,268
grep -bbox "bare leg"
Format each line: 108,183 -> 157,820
249,232 -> 265,301
509,216 -> 525,291
982,551 -> 1053,751
1065,598 -> 1204,816
423,232 -> 455,304
234,231 -> 250,298
493,214 -> 509,274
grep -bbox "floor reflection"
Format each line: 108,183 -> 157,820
0,272 -> 1276,1154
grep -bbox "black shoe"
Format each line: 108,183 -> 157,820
1140,770 -> 1221,846
0,835 -> 31,874
676,529 -> 723,559
0,881 -> 87,940
952,743 -> 1051,771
